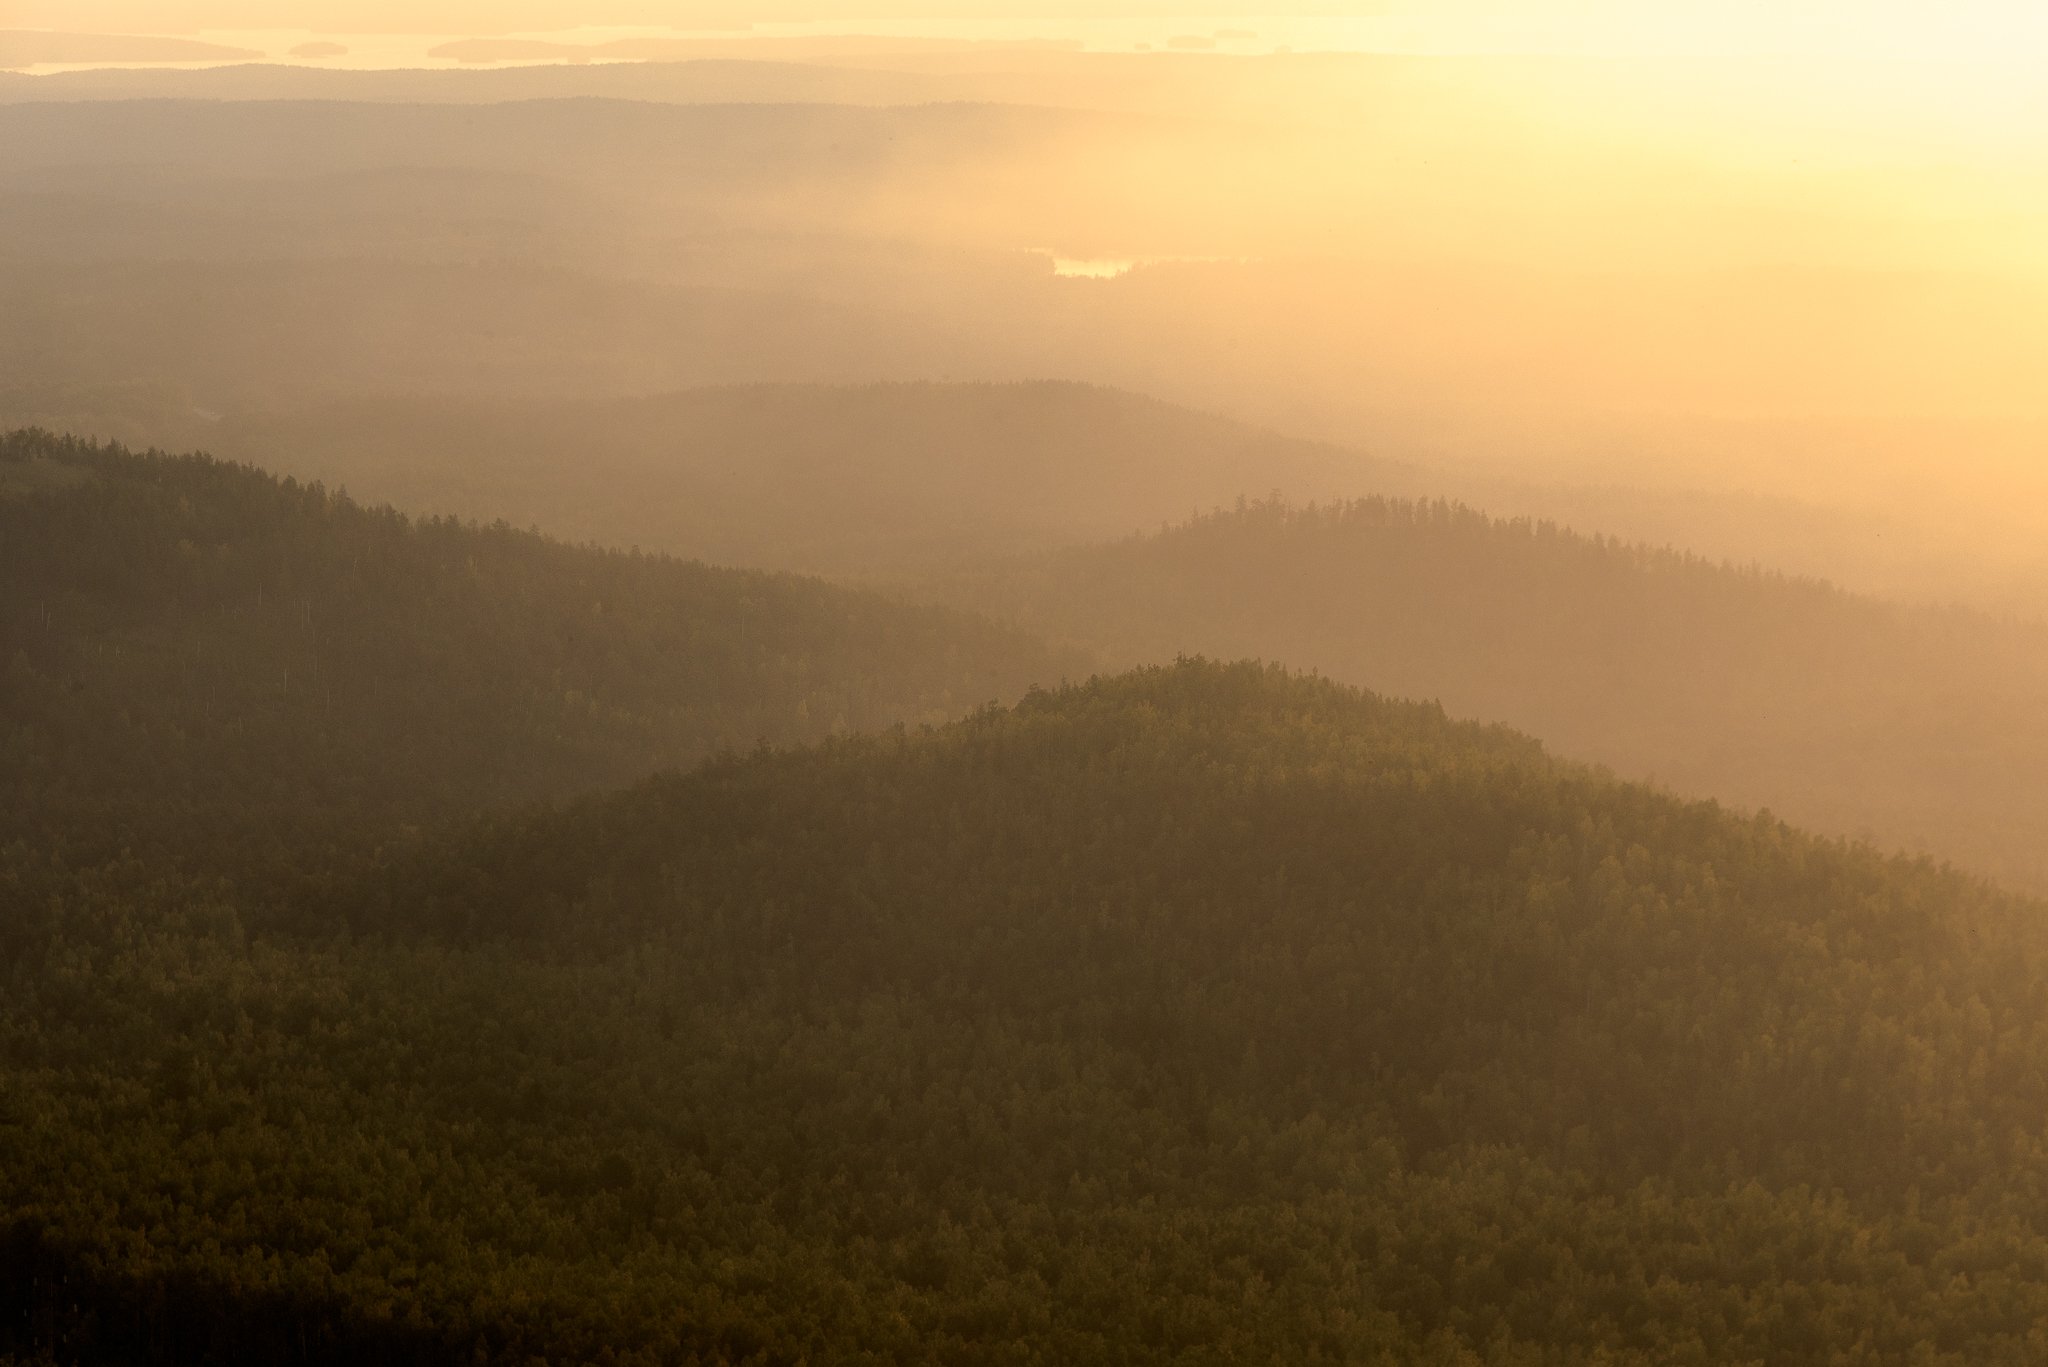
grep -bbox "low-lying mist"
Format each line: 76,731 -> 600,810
4,48 -> 2044,612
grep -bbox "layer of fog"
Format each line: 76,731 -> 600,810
3,48 -> 2044,609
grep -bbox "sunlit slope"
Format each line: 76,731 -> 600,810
939,499 -> 2048,892
0,429 -> 1069,860
11,661 -> 2048,1362
203,383 -> 1411,572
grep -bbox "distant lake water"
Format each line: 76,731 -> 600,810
1036,252 -> 1245,281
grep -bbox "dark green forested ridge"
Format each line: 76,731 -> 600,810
0,427 -> 1072,866
930,496 -> 2048,893
12,661 -> 2048,1363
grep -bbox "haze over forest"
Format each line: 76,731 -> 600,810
7,4 -> 2048,1362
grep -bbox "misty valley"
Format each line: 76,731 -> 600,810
7,15 -> 2048,1365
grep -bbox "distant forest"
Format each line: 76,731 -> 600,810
12,38 -> 2048,1365
0,383 -> 1401,574
18,384 -> 2046,892
936,496 -> 2048,893
0,429 -> 1070,869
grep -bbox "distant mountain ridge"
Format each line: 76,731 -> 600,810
199,382 -> 1419,573
13,376 -> 2012,613
934,497 -> 2048,892
0,427 -> 1072,864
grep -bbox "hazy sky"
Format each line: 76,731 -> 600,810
22,0 -> 2048,60
22,1 -> 1368,33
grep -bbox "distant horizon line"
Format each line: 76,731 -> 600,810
13,16 -> 2048,73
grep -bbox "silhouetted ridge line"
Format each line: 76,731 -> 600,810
0,427 -> 1072,871
937,496 -> 2048,892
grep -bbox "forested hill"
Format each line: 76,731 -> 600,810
934,497 -> 2048,892
186,383 -> 1413,573
0,429 -> 1071,863
11,660 -> 2048,1363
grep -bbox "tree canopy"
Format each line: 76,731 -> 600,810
936,496 -> 2048,892
9,660 -> 2048,1363
1,428 -> 1072,871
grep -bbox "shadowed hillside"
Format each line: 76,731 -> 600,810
9,662 -> 2048,1363
0,428 -> 1072,865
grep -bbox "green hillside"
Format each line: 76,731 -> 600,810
8,661 -> 2048,1363
0,428 -> 1070,865
936,497 -> 2048,892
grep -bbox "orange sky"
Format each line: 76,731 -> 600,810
18,1 -> 2048,60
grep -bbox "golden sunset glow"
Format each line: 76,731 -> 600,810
24,0 -> 2048,60
14,10 -> 2048,1358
